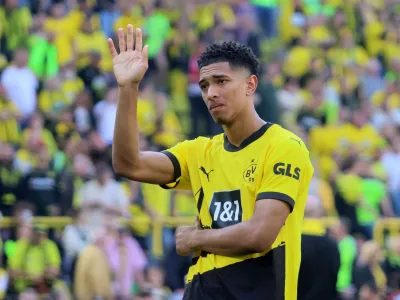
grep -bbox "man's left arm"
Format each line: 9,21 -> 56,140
189,200 -> 291,256
178,137 -> 312,256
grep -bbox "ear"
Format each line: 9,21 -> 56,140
247,75 -> 258,96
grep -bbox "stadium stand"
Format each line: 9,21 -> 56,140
0,0 -> 399,298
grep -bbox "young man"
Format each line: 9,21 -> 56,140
108,25 -> 314,300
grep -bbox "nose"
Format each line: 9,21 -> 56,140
207,84 -> 219,101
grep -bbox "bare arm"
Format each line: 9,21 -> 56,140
381,196 -> 395,218
177,200 -> 290,256
109,25 -> 175,184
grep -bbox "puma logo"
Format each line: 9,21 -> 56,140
199,166 -> 214,182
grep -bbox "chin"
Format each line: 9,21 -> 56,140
213,116 -> 229,125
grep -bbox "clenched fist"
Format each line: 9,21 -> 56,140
108,25 -> 149,87
176,217 -> 202,256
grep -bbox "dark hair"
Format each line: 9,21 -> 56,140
340,155 -> 358,172
198,41 -> 260,77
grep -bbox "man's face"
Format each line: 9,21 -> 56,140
199,62 -> 257,125
5,0 -> 18,9
31,231 -> 44,245
15,50 -> 28,67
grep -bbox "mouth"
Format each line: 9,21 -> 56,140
209,104 -> 224,111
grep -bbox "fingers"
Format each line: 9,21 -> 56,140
107,38 -> 117,58
118,28 -> 126,52
142,45 -> 149,62
135,28 -> 143,52
126,24 -> 134,51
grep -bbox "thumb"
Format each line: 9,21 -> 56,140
195,217 -> 201,229
142,45 -> 149,64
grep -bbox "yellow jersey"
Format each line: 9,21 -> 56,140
162,123 -> 314,300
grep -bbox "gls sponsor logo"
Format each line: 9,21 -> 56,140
273,162 -> 301,180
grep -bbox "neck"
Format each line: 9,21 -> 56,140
222,108 -> 265,147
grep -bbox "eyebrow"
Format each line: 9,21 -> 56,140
199,74 -> 228,86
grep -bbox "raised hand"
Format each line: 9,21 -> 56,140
108,25 -> 149,87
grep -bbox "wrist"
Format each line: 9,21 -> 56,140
119,82 -> 140,90
191,228 -> 203,251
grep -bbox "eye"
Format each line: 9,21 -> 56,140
217,79 -> 227,85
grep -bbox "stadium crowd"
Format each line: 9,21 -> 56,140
0,0 -> 399,298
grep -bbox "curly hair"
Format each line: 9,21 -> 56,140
197,41 -> 260,77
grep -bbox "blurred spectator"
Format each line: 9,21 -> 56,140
336,155 -> 394,239
142,265 -> 170,300
77,161 -> 129,233
236,10 -> 261,58
143,1 -> 171,64
102,225 -> 147,299
113,0 -> 145,35
99,0 -> 120,38
73,89 -> 94,135
78,51 -> 107,104
164,244 -> 190,298
381,136 -> 400,216
187,38 -> 219,139
18,147 -> 61,217
370,79 -> 400,130
28,14 -> 58,80
250,0 -> 277,38
353,241 -> 387,298
384,236 -> 400,293
308,164 -> 337,217
255,71 -> 280,125
61,208 -> 92,283
330,219 -> 357,299
20,113 -> 58,162
361,58 -> 386,100
73,236 -> 113,300
8,225 -> 61,295
358,281 -> 382,300
0,0 -> 32,61
298,195 -> 340,300
43,2 -> 79,67
93,86 -> 118,146
58,63 -> 84,104
277,77 -> 305,127
38,77 -> 70,124
142,183 -> 175,259
58,153 -> 94,214
151,91 -> 185,149
297,73 -> 340,131
120,178 -> 152,251
0,83 -> 21,146
0,143 -> 23,216
136,290 -> 152,300
74,15 -> 112,73
0,49 -> 38,122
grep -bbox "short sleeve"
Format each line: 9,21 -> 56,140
256,139 -> 313,212
47,241 -> 61,267
160,139 -> 194,190
8,240 -> 28,270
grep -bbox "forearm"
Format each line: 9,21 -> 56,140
194,220 -> 265,256
112,84 -> 140,175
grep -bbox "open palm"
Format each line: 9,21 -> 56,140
108,25 -> 149,87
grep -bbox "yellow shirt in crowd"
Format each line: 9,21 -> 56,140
74,30 -> 112,72
9,239 -> 61,292
44,12 -> 81,65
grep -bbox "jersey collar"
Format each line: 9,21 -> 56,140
223,123 -> 274,152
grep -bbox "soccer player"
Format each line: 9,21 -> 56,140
108,25 -> 314,300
